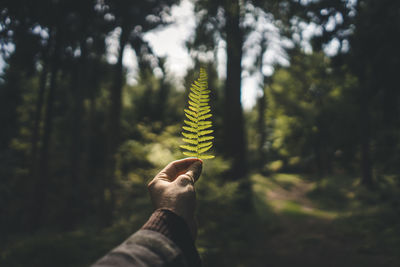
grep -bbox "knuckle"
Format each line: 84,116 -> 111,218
178,174 -> 194,186
181,173 -> 194,182
157,172 -> 169,180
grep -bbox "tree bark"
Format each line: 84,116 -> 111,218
359,67 -> 373,188
256,36 -> 268,169
30,55 -> 48,177
360,85 -> 373,188
104,25 -> 128,225
32,31 -> 60,229
257,78 -> 267,169
85,57 -> 101,215
313,129 -> 324,178
65,39 -> 88,229
109,27 -> 127,158
224,0 -> 246,179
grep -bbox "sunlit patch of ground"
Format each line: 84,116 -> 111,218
248,173 -> 400,267
253,173 -> 338,219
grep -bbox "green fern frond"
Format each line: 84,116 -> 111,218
180,68 -> 215,160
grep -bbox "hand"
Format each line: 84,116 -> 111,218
147,158 -> 203,239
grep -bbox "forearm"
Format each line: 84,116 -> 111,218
92,209 -> 201,267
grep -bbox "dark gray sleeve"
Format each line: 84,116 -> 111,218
92,229 -> 188,267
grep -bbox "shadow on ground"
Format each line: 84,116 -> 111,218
235,173 -> 400,267
2,172 -> 399,267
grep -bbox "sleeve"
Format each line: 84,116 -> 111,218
92,209 -> 201,267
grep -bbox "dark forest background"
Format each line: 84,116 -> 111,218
1,0 -> 400,266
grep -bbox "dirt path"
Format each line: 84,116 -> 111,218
265,178 -> 315,212
248,174 -> 397,267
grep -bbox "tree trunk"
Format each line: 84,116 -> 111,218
109,27 -> 127,157
360,85 -> 373,188
257,78 -> 267,169
30,56 -> 48,177
224,0 -> 246,179
104,25 -> 128,225
30,30 -> 54,178
313,130 -> 324,178
85,57 -> 100,214
32,32 -> 60,229
360,67 -> 373,188
65,39 -> 88,229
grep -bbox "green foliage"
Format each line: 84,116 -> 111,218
264,50 -> 358,173
2,0 -> 400,265
0,223 -> 143,267
180,68 -> 215,159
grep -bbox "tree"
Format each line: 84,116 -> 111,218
189,0 -> 305,179
190,0 -> 248,178
266,49 -> 358,175
305,0 -> 400,187
100,0 -> 179,223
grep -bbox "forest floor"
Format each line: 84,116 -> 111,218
2,172 -> 399,267
243,173 -> 400,267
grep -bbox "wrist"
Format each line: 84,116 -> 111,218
158,208 -> 196,239
142,209 -> 201,266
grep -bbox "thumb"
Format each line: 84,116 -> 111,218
185,160 -> 203,183
157,158 -> 200,181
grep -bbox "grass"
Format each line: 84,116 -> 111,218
1,225 -> 135,267
253,173 -> 338,219
2,172 -> 400,267
248,172 -> 400,267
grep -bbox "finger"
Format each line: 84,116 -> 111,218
184,160 -> 203,183
157,158 -> 202,181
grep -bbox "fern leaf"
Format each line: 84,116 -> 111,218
198,141 -> 212,148
183,151 -> 198,157
182,132 -> 197,139
183,126 -> 197,133
198,121 -> 211,126
198,114 -> 212,120
184,120 -> 198,128
199,154 -> 215,159
198,106 -> 209,111
180,68 -> 215,160
188,100 -> 197,107
199,109 -> 211,116
180,144 -> 197,152
198,136 -> 214,142
184,113 -> 196,122
184,109 -> 197,117
198,145 -> 212,154
198,124 -> 212,131
183,138 -> 198,145
188,94 -> 198,103
198,130 -> 213,136
199,102 -> 209,107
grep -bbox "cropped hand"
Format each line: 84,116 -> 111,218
147,158 -> 203,239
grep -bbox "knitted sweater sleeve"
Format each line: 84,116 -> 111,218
92,209 -> 201,267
